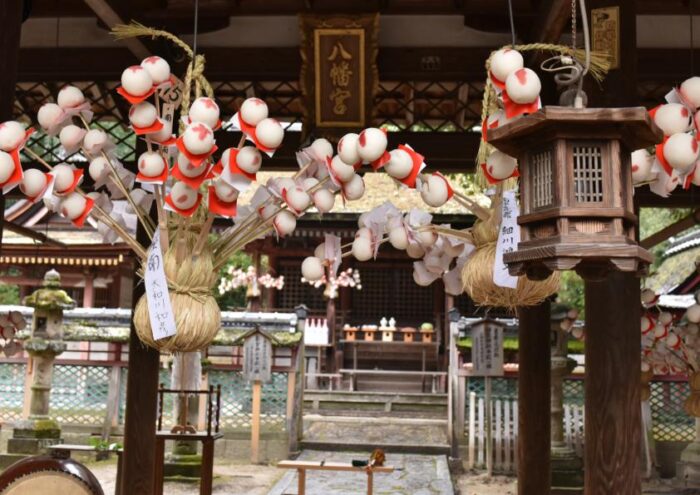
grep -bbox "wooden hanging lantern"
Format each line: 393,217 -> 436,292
487,106 -> 663,280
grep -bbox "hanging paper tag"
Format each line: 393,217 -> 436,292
493,190 -> 520,289
144,230 -> 177,340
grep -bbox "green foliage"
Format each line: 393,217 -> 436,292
88,437 -> 122,451
0,283 -> 20,305
555,208 -> 695,315
215,251 -> 252,310
556,271 -> 585,319
447,172 -> 486,198
640,207 -> 694,270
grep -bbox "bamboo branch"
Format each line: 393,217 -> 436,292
22,147 -> 147,259
78,115 -> 154,239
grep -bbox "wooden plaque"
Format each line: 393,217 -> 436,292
591,7 -> 620,70
300,14 -> 379,136
243,330 -> 272,383
471,320 -> 504,377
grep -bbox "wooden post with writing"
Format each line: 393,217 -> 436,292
243,326 -> 273,464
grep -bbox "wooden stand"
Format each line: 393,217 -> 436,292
583,270 -> 640,495
154,385 -> 223,495
153,431 -> 223,495
517,301 -> 551,495
277,460 -> 394,495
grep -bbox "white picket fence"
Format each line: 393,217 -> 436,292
466,392 -> 585,473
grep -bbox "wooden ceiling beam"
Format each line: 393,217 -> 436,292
19,45 -> 697,83
3,221 -> 66,247
640,209 -> 700,249
527,0 -> 571,43
81,0 -> 150,60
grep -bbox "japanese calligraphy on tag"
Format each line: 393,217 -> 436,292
243,331 -> 272,383
145,230 -> 177,340
472,322 -> 504,377
493,190 -> 520,289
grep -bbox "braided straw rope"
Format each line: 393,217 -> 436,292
134,231 -> 220,353
475,43 -> 611,188
461,196 -> 560,310
111,22 -> 214,132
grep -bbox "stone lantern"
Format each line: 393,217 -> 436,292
487,106 -> 662,280
7,269 -> 74,456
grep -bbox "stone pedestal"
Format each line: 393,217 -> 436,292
6,270 -> 73,457
164,352 -> 203,481
550,310 -> 583,494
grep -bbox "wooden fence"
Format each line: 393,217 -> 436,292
466,392 -> 586,473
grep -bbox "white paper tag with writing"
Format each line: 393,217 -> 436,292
145,230 -> 177,340
493,190 -> 520,289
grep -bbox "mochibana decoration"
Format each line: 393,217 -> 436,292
11,24 -> 544,351
631,78 -> 700,196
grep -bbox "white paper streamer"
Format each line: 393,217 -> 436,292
493,190 -> 520,289
144,230 -> 177,340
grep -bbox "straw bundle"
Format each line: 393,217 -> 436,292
461,206 -> 559,310
685,372 -> 700,417
134,233 -> 221,353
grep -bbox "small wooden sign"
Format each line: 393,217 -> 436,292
591,7 -> 620,70
300,14 -> 378,137
471,320 -> 504,377
243,328 -> 273,383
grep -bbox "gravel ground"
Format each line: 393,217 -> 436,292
88,458 -> 284,495
85,458 -> 700,494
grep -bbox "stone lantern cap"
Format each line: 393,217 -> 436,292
22,269 -> 76,311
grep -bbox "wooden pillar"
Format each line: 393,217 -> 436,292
0,0 -> 22,253
121,199 -> 160,494
586,0 -> 637,107
517,300 -> 551,495
583,270 -> 641,495
582,1 -> 641,493
83,269 -> 95,308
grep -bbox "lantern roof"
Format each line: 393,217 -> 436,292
487,106 -> 663,157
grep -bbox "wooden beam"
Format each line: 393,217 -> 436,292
531,0 -> 572,43
0,0 -> 23,258
634,185 -> 700,208
16,45 -> 700,84
640,209 -> 700,249
3,221 -> 67,247
583,271 -> 641,495
517,300 -> 552,495
82,0 -> 150,59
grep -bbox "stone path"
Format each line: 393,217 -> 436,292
268,450 -> 453,495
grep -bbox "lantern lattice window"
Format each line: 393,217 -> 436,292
487,106 -> 661,279
531,149 -> 553,209
572,144 -> 604,203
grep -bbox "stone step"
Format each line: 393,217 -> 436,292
299,440 -> 452,456
303,390 -> 448,418
302,414 -> 450,455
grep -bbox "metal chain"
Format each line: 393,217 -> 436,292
571,0 -> 577,50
